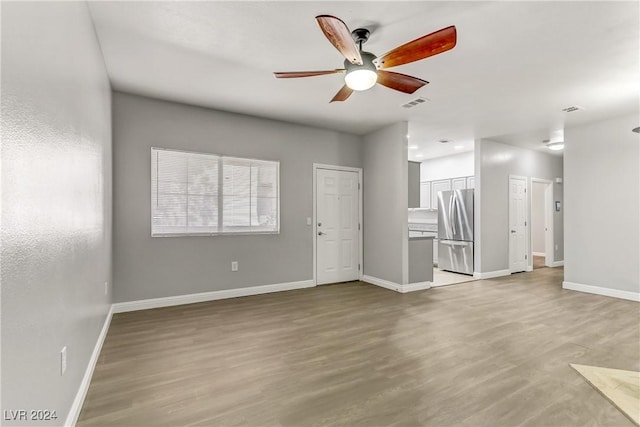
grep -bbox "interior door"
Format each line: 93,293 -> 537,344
316,168 -> 359,285
509,176 -> 528,273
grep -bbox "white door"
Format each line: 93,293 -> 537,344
509,176 -> 528,273
316,168 -> 360,284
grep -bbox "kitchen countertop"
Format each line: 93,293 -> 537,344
409,235 -> 435,241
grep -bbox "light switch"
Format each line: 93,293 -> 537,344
306,217 -> 312,226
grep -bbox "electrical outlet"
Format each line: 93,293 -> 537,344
104,281 -> 108,295
60,347 -> 67,376
231,261 -> 238,272
555,244 -> 559,251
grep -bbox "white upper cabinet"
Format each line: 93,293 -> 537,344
420,176 -> 475,209
431,179 -> 452,209
466,176 -> 475,189
420,182 -> 431,209
452,177 -> 466,190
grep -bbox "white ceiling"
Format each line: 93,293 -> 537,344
87,1 -> 639,161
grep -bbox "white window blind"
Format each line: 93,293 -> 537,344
151,148 -> 279,236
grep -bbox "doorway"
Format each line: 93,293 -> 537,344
531,178 -> 554,268
313,164 -> 363,285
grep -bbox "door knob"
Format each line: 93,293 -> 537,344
318,231 -> 326,236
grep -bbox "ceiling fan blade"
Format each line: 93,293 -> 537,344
376,70 -> 428,94
373,26 -> 457,69
330,85 -> 354,103
274,70 -> 345,78
316,15 -> 363,65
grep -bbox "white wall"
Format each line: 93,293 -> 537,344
531,181 -> 546,254
564,114 -> 639,298
477,139 -> 564,274
420,151 -> 474,181
1,3 -> 112,425
112,92 -> 363,303
363,122 -> 409,285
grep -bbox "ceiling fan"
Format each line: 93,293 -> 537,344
274,15 -> 457,102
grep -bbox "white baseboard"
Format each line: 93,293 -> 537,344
532,252 -> 545,257
65,305 -> 113,427
562,281 -> 640,302
362,275 -> 402,292
473,269 -> 511,280
361,275 -> 430,293
403,281 -> 432,292
549,260 -> 564,267
525,266 -> 533,272
112,280 -> 315,313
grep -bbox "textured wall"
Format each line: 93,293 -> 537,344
564,114 -> 639,294
112,92 -> 362,302
362,122 -> 409,285
1,2 -> 112,426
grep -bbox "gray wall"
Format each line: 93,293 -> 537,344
564,114 -> 639,293
531,181 -> 546,254
112,92 -> 362,302
477,139 -> 564,273
1,2 -> 112,425
408,161 -> 420,208
363,122 -> 409,285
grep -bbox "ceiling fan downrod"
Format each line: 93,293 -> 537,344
351,28 -> 371,52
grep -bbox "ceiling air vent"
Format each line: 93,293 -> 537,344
401,97 -> 429,109
562,105 -> 585,113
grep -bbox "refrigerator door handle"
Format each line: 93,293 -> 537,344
449,194 -> 455,237
452,193 -> 458,237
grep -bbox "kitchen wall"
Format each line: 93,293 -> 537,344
476,139 -> 564,274
1,2 -> 112,426
420,150 -> 474,181
363,122 -> 409,285
564,114 -> 639,298
112,92 -> 362,302
531,181 -> 546,254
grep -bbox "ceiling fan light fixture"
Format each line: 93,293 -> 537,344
345,69 -> 377,91
344,51 -> 378,91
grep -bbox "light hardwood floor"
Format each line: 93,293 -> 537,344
78,268 -> 640,426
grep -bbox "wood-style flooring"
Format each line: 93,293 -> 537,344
78,268 -> 640,427
431,268 -> 476,287
533,255 -> 546,269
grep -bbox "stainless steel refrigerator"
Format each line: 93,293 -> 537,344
437,189 -> 474,275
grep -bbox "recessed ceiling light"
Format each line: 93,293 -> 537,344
454,145 -> 464,150
547,142 -> 564,151
409,145 -> 418,150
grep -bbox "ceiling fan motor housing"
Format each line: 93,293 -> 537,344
344,51 -> 378,72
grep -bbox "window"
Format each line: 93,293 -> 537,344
151,148 -> 279,236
